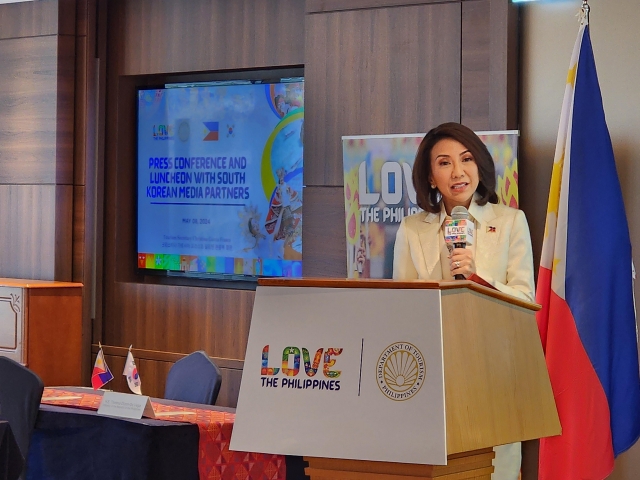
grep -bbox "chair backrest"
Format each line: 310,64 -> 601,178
0,357 -> 44,469
164,351 -> 222,405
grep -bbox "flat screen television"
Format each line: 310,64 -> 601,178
136,77 -> 304,281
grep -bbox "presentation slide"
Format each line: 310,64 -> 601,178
137,81 -> 304,278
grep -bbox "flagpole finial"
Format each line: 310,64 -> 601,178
581,0 -> 590,25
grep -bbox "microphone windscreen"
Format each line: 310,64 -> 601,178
451,205 -> 469,220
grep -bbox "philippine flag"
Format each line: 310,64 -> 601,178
123,349 -> 142,395
91,346 -> 114,390
535,19 -> 640,480
203,121 -> 219,141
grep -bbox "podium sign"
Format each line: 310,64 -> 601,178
230,285 -> 448,465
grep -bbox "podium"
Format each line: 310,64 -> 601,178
230,278 -> 560,479
0,278 -> 83,386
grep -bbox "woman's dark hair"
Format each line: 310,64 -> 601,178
412,122 -> 498,213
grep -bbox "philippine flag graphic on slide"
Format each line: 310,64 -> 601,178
203,121 -> 219,141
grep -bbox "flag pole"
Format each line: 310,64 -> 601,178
581,0 -> 590,25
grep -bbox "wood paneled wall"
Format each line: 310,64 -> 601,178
118,0 -> 305,75
0,0 -> 531,473
0,0 -> 518,409
461,0 -> 519,131
0,0 -> 102,382
0,0 -> 532,474
96,345 -> 244,408
0,0 -> 76,281
302,0 -> 518,278
97,0 -> 518,408
72,0 -> 104,383
304,1 -> 462,186
101,0 -> 307,407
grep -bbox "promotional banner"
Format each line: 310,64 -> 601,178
231,285 -> 447,464
137,81 -> 304,278
343,132 -> 519,278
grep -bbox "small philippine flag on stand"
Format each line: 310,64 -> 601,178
91,343 -> 114,390
123,346 -> 142,395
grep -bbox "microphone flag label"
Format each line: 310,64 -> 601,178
444,219 -> 475,245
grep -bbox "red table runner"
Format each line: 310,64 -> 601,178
41,388 -> 286,480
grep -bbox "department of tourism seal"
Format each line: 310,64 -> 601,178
376,342 -> 425,401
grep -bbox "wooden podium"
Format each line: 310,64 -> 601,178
0,278 -> 83,386
232,278 -> 561,480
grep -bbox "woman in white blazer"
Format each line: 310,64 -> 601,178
393,199 -> 535,302
393,122 -> 535,479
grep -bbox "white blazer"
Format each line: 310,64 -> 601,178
393,200 -> 535,302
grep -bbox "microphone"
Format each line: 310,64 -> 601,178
444,206 -> 475,280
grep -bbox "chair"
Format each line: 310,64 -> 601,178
164,351 -> 222,405
0,357 -> 44,479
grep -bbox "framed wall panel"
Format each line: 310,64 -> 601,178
104,283 -> 254,362
304,2 -> 462,186
0,185 -> 72,281
462,0 -> 519,130
118,0 -> 305,75
0,0 -> 76,40
0,35 -> 75,185
302,186 -> 349,278
307,0 -> 447,13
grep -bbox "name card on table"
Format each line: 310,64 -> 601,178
97,391 -> 156,419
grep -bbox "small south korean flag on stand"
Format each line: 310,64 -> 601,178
123,345 -> 142,395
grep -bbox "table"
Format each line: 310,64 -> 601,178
26,387 -> 294,480
28,400 -> 199,479
0,420 -> 23,480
